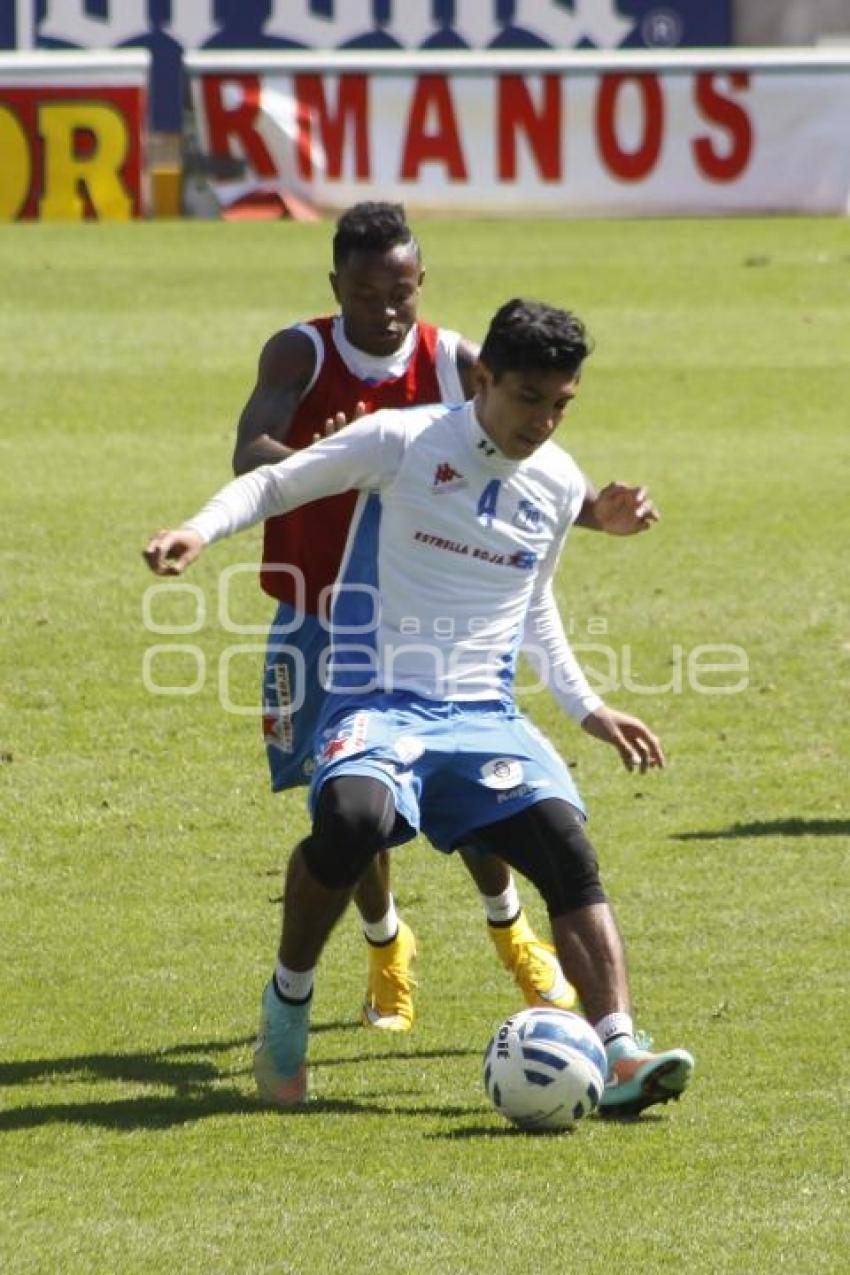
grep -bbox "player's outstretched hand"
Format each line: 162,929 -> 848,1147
580,706 -> 665,772
142,528 -> 204,576
314,399 -> 368,442
595,481 -> 659,535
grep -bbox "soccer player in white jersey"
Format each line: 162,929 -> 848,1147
145,297 -> 695,1118
230,201 -> 659,1032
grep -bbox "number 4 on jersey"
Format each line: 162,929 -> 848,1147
477,479 -> 501,528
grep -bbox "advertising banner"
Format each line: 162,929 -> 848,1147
4,2 -> 732,132
0,51 -> 148,220
187,49 -> 850,217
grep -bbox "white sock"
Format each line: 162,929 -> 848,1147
594,1011 -> 635,1057
274,961 -> 314,1003
482,878 -> 521,925
362,895 -> 399,945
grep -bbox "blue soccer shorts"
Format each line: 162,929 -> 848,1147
262,602 -> 332,791
307,690 -> 586,852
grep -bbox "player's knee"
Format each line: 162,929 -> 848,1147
469,799 -> 606,913
541,807 -> 606,915
302,776 -> 396,890
507,800 -> 606,915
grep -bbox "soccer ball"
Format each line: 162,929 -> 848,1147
483,1008 -> 607,1131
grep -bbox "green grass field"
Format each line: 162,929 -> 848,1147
1,216 -> 848,1274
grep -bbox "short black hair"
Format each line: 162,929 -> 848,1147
332,202 -> 420,269
479,298 -> 591,380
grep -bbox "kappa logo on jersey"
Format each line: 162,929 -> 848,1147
513,499 -> 543,532
317,712 -> 369,764
432,462 -> 467,492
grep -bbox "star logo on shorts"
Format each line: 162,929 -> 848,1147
317,712 -> 370,765
320,735 -> 349,762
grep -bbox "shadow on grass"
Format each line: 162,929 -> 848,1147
0,1091 -> 478,1132
672,817 -> 850,841
432,1110 -> 669,1139
0,1040 -> 479,1089
0,1033 -> 482,1132
0,1036 -> 255,1089
317,1046 -> 480,1068
0,1088 -> 262,1131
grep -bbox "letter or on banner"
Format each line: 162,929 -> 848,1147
187,49 -> 850,217
0,52 -> 147,220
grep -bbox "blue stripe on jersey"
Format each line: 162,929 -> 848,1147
328,493 -> 382,692
497,624 -> 523,693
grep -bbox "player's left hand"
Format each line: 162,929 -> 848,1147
594,481 -> 659,535
314,400 -> 368,442
142,528 -> 204,576
580,705 -> 665,772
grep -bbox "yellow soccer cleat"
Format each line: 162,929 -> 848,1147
488,910 -> 579,1011
362,919 -> 418,1031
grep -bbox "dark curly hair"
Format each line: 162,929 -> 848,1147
332,202 -> 420,269
479,298 -> 592,381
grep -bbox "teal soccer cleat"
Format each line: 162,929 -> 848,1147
599,1039 -> 694,1117
253,980 -> 310,1108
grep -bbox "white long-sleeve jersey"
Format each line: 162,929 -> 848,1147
186,401 -> 603,722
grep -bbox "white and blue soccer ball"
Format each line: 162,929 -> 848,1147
483,1008 -> 607,1131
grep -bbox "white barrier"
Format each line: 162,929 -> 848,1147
186,48 -> 850,216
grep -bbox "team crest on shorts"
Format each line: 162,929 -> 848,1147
480,757 -> 524,790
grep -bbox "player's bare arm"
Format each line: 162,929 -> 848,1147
232,328 -> 317,474
456,335 -> 482,398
